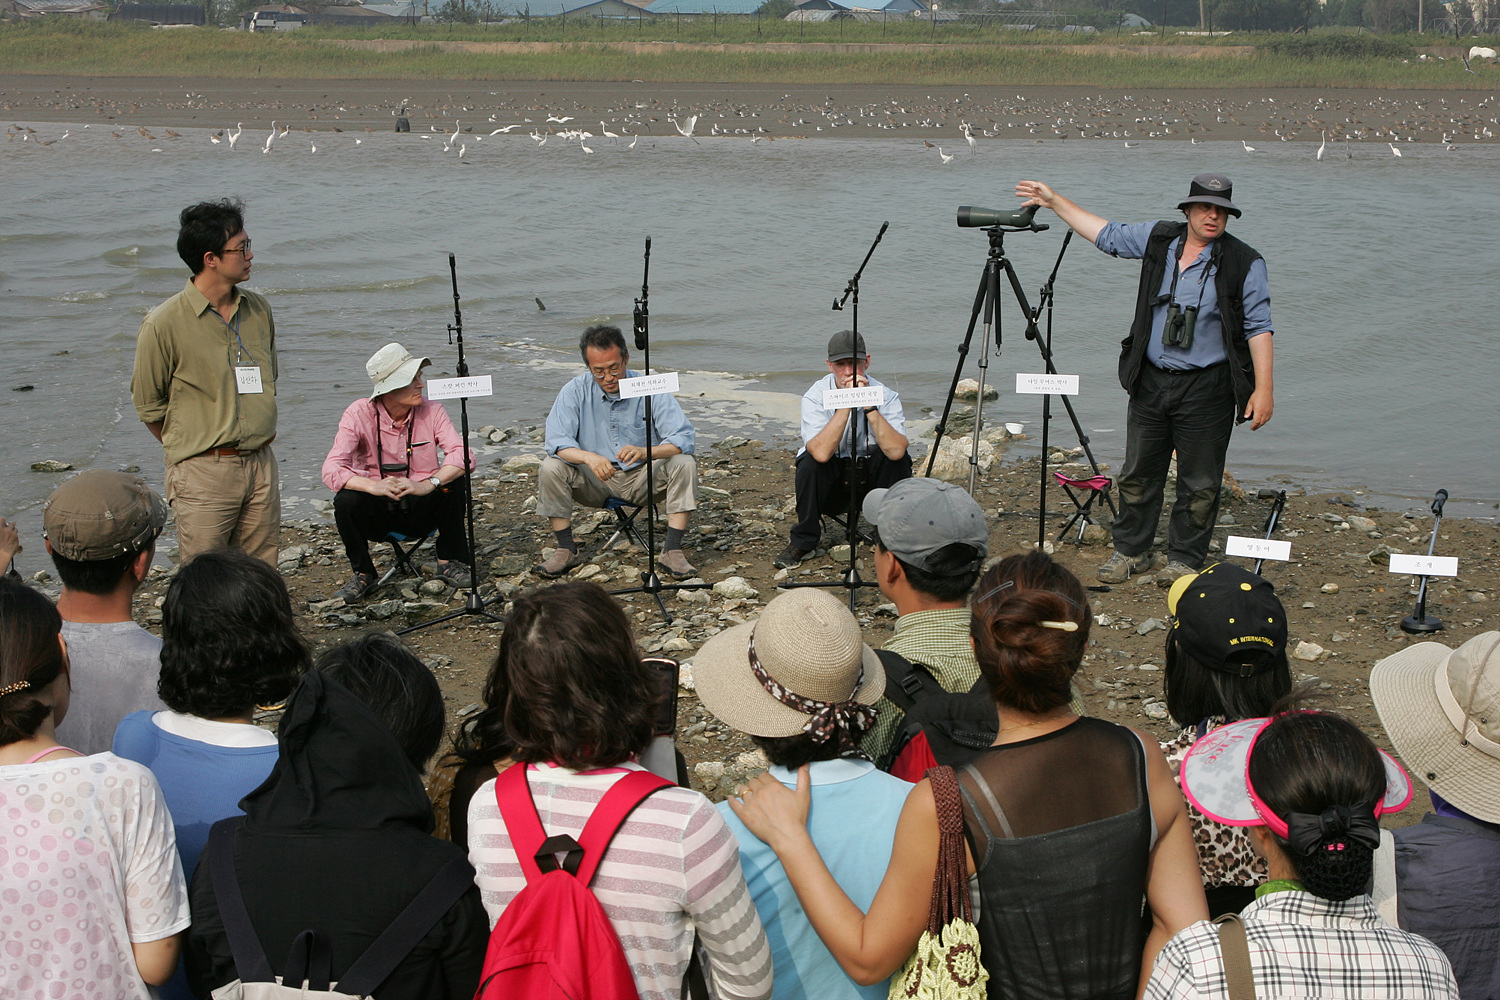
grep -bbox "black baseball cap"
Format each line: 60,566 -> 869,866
1167,562 -> 1286,676
827,329 -> 867,362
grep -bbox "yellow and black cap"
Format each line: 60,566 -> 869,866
1167,562 -> 1287,677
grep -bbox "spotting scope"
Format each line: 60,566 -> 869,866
956,204 -> 1047,230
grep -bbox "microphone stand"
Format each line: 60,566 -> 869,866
1401,489 -> 1448,635
780,222 -> 887,612
609,237 -> 712,626
398,254 -> 505,635
1251,488 -> 1287,576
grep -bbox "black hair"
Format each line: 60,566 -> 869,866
1163,641 -> 1292,726
48,536 -> 157,597
751,730 -> 863,771
579,325 -> 629,363
316,633 -> 445,772
1248,711 -> 1387,902
157,548 -> 308,719
466,582 -> 655,772
970,551 -> 1091,714
177,198 -> 246,274
871,526 -> 982,603
0,578 -> 66,745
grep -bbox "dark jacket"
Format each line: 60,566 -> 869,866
186,673 -> 488,999
1394,812 -> 1500,1000
1119,221 -> 1263,422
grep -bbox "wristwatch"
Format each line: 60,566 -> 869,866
428,475 -> 442,489
862,407 -> 878,415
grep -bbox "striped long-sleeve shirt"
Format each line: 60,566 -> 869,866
468,761 -> 773,1000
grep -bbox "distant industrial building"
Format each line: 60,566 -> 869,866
4,0 -> 108,18
108,2 -> 205,24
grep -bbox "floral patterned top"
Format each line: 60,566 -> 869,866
1161,721 -> 1268,889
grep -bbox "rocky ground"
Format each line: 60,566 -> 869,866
29,410 -> 1497,821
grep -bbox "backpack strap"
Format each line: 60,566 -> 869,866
875,649 -> 944,713
494,763 -> 550,883
282,930 -> 333,992
337,854 -> 477,995
573,770 -> 673,886
207,817 -> 276,984
1213,913 -> 1257,1000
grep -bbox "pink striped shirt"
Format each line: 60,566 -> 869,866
321,397 -> 474,492
468,762 -> 772,1000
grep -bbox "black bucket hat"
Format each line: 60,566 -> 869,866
1177,172 -> 1241,218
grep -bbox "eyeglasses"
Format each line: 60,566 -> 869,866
219,239 -> 251,256
589,363 -> 625,379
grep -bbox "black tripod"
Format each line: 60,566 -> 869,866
928,209 -> 1115,546
1251,488 -> 1288,576
609,237 -> 712,626
1401,489 -> 1449,634
398,254 -> 504,635
781,222 -> 888,612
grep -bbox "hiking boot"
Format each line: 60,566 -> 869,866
534,547 -> 582,579
1156,560 -> 1198,588
774,544 -> 811,570
1097,550 -> 1154,585
435,561 -> 473,589
335,571 -> 378,602
658,548 -> 696,579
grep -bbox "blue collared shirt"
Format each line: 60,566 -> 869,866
799,373 -> 906,459
1095,221 -> 1273,370
544,370 -> 695,470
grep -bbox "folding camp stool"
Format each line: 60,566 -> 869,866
1054,471 -> 1114,543
377,529 -> 436,587
599,497 -> 651,554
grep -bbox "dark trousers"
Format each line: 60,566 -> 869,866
1111,363 -> 1236,568
333,487 -> 468,575
790,450 -> 913,550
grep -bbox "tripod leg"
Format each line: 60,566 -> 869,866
928,268 -> 991,477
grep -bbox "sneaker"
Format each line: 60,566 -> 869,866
534,547 -> 582,579
658,548 -> 696,579
435,561 -> 473,589
335,571 -> 377,602
1097,550 -> 1154,585
774,544 -> 811,570
1156,560 -> 1198,588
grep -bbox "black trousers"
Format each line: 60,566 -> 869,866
790,450 -> 913,550
1110,363 -> 1236,568
333,487 -> 467,575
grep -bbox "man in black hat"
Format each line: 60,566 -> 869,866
776,330 -> 911,570
1015,174 -> 1274,588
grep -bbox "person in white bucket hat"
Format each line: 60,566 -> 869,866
1372,631 -> 1500,999
320,343 -> 475,601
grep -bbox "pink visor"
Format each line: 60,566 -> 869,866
1179,716 -> 1413,838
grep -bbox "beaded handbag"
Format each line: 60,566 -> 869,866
888,766 -> 989,1000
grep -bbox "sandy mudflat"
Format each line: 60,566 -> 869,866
5,74 -> 1496,145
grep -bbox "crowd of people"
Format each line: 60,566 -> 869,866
2,184 -> 1496,999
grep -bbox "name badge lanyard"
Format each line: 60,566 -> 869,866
213,308 -> 251,365
372,400 -> 416,479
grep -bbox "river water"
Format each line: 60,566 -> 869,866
3,124 -> 1497,550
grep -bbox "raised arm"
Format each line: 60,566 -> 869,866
1015,181 -> 1109,245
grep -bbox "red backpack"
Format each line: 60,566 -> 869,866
475,765 -> 671,1000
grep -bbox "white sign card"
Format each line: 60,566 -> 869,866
1387,553 -> 1459,577
822,385 -> 885,410
1224,535 -> 1292,562
618,372 -> 681,399
234,366 -> 263,394
426,375 -> 494,400
1016,373 -> 1080,396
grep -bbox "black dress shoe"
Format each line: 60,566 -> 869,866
774,544 -> 810,570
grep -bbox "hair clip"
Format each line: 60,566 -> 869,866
1039,621 -> 1079,632
0,679 -> 32,697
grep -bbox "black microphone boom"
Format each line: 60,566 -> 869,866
633,237 -> 651,353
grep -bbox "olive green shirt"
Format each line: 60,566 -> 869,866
131,279 -> 278,466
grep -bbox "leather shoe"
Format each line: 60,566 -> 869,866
774,544 -> 811,570
335,571 -> 377,602
657,548 -> 696,579
534,547 -> 583,579
435,561 -> 473,589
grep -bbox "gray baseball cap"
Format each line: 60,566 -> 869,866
862,478 -> 987,573
826,329 -> 867,362
43,470 -> 167,561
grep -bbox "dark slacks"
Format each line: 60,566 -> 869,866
790,450 -> 913,550
333,487 -> 468,575
1111,363 -> 1236,569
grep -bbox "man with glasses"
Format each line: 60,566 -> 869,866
535,325 -> 699,578
132,198 -> 282,565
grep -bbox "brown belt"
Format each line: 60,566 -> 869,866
191,445 -> 261,459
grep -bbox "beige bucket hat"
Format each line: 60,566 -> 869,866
366,342 -> 431,398
1371,631 -> 1500,824
692,588 -> 885,739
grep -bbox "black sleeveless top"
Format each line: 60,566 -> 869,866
957,717 -> 1153,1000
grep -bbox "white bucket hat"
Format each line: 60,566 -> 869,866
1371,631 -> 1500,824
366,342 -> 430,398
692,588 -> 885,740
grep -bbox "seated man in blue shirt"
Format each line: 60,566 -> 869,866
1016,173 -> 1275,588
536,324 -> 699,579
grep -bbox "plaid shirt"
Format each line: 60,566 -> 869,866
1144,891 -> 1458,1000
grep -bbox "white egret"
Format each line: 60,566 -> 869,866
937,147 -> 954,164
1316,130 -> 1326,161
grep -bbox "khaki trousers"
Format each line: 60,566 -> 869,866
536,454 -> 698,522
165,446 -> 281,565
